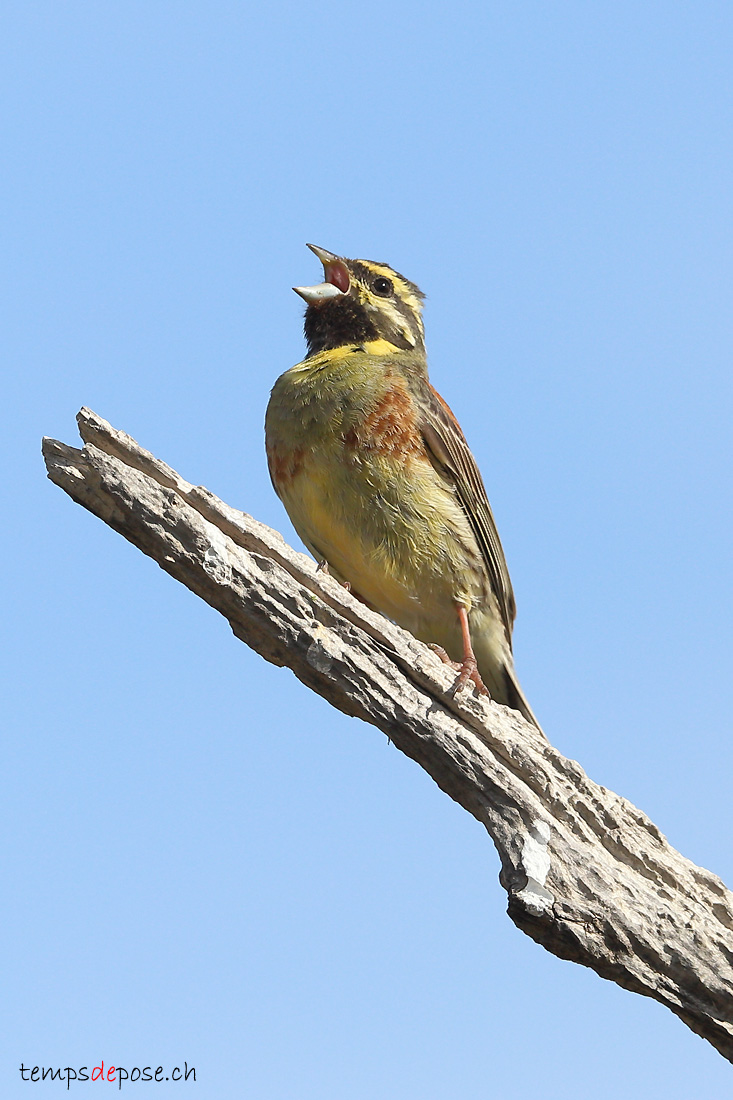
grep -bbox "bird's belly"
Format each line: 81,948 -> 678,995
281,450 -> 487,634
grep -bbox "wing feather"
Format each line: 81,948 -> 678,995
418,383 -> 517,641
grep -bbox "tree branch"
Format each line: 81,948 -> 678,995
42,408 -> 733,1061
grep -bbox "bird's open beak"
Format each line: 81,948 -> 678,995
293,244 -> 351,304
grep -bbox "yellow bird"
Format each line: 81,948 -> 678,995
265,244 -> 540,729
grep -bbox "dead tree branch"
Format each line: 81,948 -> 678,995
42,409 -> 733,1061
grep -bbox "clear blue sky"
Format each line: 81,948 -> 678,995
3,2 -> 733,1095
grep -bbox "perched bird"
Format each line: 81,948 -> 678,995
265,244 -> 540,728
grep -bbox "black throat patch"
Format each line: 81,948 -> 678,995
304,296 -> 381,356
304,294 -> 417,356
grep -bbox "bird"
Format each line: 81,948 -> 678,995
265,244 -> 540,729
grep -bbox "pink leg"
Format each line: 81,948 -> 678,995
453,605 -> 489,696
430,608 -> 490,696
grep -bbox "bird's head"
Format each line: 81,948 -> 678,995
295,244 -> 425,357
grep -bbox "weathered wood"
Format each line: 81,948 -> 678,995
43,408 -> 733,1061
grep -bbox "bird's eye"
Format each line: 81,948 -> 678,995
372,276 -> 393,297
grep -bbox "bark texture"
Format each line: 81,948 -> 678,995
43,409 -> 733,1061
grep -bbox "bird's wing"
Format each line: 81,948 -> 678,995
417,382 -> 517,640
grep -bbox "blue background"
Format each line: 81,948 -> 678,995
3,2 -> 732,1095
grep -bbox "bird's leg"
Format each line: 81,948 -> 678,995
429,611 -> 489,695
452,605 -> 490,696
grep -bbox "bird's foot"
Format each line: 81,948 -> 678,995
429,644 -> 461,671
429,645 -> 489,697
452,655 -> 490,697
316,560 -> 351,591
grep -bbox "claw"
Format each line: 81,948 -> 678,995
317,559 -> 351,591
451,655 -> 489,697
429,643 -> 461,671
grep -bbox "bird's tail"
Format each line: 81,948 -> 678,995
476,640 -> 543,733
500,660 -> 543,732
